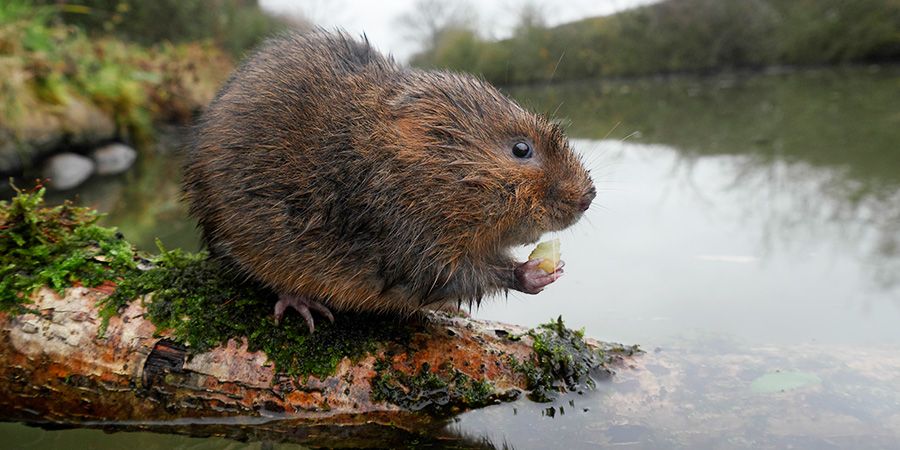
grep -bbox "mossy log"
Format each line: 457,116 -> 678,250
0,186 -> 639,446
0,284 -> 637,432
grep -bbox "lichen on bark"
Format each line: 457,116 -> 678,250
371,358 -> 503,413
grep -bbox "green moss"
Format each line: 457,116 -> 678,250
0,184 -> 137,312
102,241 -> 408,378
510,316 -> 641,402
371,360 -> 498,414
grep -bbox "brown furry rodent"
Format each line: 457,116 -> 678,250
183,31 -> 595,332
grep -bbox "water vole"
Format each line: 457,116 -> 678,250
183,31 -> 595,332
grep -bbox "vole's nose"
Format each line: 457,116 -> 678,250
579,187 -> 596,211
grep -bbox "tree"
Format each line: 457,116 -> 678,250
394,0 -> 477,54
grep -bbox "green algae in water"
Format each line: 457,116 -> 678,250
511,316 -> 641,402
0,184 -> 138,312
751,370 -> 822,393
371,359 -> 499,414
103,241 -> 408,379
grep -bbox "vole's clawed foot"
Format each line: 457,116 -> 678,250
514,259 -> 565,294
274,294 -> 334,333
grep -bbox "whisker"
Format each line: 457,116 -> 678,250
620,131 -> 640,142
549,50 -> 566,83
602,121 -> 622,140
551,101 -> 565,118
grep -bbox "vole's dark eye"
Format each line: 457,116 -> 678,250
512,141 -> 533,159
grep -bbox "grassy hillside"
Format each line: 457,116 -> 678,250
412,0 -> 900,84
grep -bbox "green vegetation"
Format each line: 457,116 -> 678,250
0,183 -> 136,312
37,0 -> 292,58
371,359 -> 498,413
413,0 -> 900,84
0,1 -> 233,145
509,316 -> 641,402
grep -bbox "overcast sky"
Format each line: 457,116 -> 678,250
260,0 -> 657,61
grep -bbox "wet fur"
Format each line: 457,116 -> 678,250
183,30 -> 593,315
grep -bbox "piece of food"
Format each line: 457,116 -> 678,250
528,238 -> 561,273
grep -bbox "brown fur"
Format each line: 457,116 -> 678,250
183,30 -> 594,314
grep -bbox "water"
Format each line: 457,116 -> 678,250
3,67 -> 899,448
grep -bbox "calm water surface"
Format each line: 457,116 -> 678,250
4,68 -> 899,448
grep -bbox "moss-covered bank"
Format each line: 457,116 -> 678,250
1,186 -> 406,378
102,243 -> 411,379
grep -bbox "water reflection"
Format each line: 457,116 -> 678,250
511,67 -> 900,188
0,418 -> 498,449
452,341 -> 900,449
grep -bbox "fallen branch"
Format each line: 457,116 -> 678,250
0,285 -> 635,427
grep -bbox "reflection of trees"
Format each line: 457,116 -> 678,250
510,69 -> 900,297
608,141 -> 900,300
718,155 -> 898,296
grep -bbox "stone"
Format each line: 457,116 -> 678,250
42,153 -> 95,190
91,143 -> 137,175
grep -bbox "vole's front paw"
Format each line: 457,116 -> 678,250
514,259 -> 565,294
